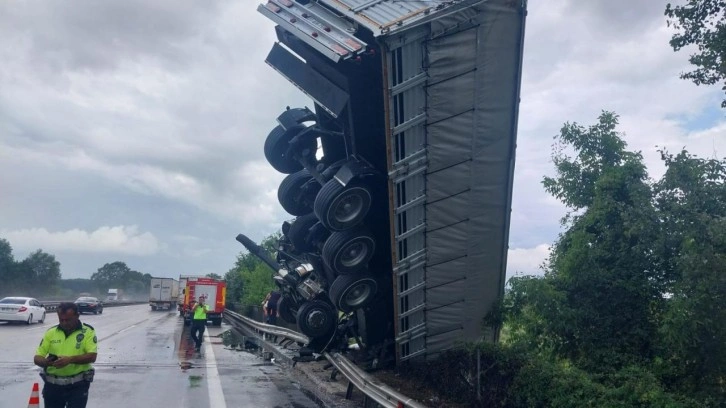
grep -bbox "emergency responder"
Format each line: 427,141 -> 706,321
190,295 -> 210,351
33,302 -> 97,408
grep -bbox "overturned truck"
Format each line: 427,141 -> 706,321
243,0 -> 527,364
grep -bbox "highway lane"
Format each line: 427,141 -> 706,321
0,304 -> 325,408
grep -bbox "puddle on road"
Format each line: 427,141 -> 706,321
176,323 -> 206,372
175,328 -> 277,374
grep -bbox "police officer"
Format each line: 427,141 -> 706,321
33,302 -> 97,408
190,295 -> 210,351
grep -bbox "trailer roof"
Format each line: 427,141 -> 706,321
318,0 -> 483,36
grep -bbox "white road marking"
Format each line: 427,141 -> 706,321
203,330 -> 227,408
117,324 -> 136,334
25,324 -> 50,331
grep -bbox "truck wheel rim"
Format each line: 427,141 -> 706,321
340,240 -> 370,268
331,187 -> 368,224
343,281 -> 373,307
307,309 -> 328,329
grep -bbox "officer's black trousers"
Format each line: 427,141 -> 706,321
190,320 -> 206,350
43,381 -> 90,408
266,310 -> 277,325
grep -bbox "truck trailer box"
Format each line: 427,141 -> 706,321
256,0 -> 526,363
149,277 -> 180,311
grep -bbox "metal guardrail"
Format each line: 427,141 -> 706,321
224,309 -> 309,344
223,309 -> 427,408
40,301 -> 148,312
324,352 -> 427,408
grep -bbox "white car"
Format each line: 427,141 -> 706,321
0,297 -> 46,324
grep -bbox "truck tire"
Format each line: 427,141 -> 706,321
264,125 -> 315,174
278,296 -> 297,324
314,179 -> 371,231
278,169 -> 320,216
212,318 -> 222,326
287,213 -> 320,253
328,274 -> 378,313
297,300 -> 337,339
322,228 -> 375,275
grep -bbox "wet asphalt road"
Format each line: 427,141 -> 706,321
0,304 -> 324,408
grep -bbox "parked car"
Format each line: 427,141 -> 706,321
0,297 -> 46,324
74,297 -> 103,314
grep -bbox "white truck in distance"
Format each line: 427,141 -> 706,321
149,278 -> 180,311
106,289 -> 122,302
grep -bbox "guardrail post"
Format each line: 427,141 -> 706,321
345,381 -> 355,399
476,348 -> 481,402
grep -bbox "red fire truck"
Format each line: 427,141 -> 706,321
180,277 -> 226,326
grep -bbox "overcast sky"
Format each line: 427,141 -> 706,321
1,0 -> 724,282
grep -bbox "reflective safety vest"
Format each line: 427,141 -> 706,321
35,323 -> 97,377
193,303 -> 210,320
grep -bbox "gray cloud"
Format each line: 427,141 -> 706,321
2,225 -> 160,255
1,0 -> 724,280
0,1 -> 224,74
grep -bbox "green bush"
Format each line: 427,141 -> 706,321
514,360 -> 702,408
400,343 -> 706,408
